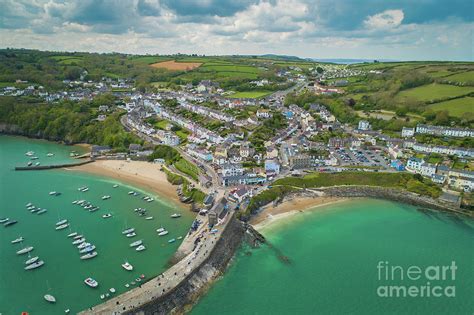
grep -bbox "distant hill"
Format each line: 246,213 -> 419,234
311,58 -> 398,64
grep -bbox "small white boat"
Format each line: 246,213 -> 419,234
102,214 -> 112,219
128,191 -> 135,195
145,216 -> 153,220
77,242 -> 91,249
84,277 -> 99,288
130,240 -> 143,247
0,218 -> 9,224
27,161 -> 33,166
79,245 -> 96,254
44,294 -> 56,303
11,236 -> 24,244
56,223 -> 69,230
72,200 -> 78,204
156,227 -> 165,233
122,228 -> 135,235
17,246 -> 34,255
122,261 -> 133,271
125,284 -> 130,288
47,153 -> 54,157
26,202 -> 33,207
171,213 -> 181,218
65,309 -> 70,313
56,219 -> 68,226
82,187 -> 89,192
158,230 -> 169,236
35,162 -> 41,166
73,234 -> 83,240
101,195 -> 111,200
37,209 -> 47,215
136,245 -> 146,252
177,236 -> 183,240
25,151 -> 35,156
25,260 -> 44,270
113,184 -> 119,188
80,252 -> 98,260
126,232 -> 136,238
31,156 -> 39,160
109,288 -> 116,293
67,232 -> 78,238
72,238 -> 86,245
100,294 -> 105,300
49,191 -> 57,196
168,238 -> 176,243
25,256 -> 39,265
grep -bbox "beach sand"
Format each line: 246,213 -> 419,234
70,160 -> 186,208
251,196 -> 348,230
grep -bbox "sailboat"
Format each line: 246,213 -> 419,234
122,261 -> 133,271
25,260 -> 44,270
129,240 -> 143,247
17,246 -> 34,255
11,236 -> 24,244
44,294 -> 56,303
25,255 -> 40,265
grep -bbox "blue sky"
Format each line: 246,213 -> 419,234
0,0 -> 472,60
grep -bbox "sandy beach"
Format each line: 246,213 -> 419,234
70,159 -> 186,208
251,196 -> 348,230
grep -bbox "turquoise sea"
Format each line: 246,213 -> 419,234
0,136 -> 193,314
193,199 -> 474,314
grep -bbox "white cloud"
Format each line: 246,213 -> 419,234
364,9 -> 404,30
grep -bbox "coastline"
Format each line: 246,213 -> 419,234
69,159 -> 187,209
251,196 -> 348,230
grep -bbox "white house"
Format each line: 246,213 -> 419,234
401,127 -> 415,138
358,120 -> 371,131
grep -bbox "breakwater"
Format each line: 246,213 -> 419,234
14,159 -> 93,171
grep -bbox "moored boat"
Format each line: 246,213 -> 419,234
129,240 -> 143,247
113,184 -> 119,188
126,232 -> 136,238
158,230 -> 169,236
77,242 -> 91,249
122,228 -> 135,235
25,260 -> 44,270
46,153 -> 54,157
109,288 -> 116,293
102,213 -> 112,219
168,238 -> 176,243
79,245 -> 96,254
72,238 -> 86,245
44,294 -> 56,303
25,256 -> 40,265
4,220 -> 17,227
122,261 -> 133,271
17,246 -> 34,255
80,252 -> 98,260
136,245 -> 146,252
56,223 -> 69,230
101,195 -> 111,200
56,219 -> 68,226
73,234 -> 83,240
171,213 -> 181,218
37,209 -> 47,215
67,232 -> 78,238
84,277 -> 99,288
145,216 -> 154,220
0,218 -> 10,224
11,236 -> 24,244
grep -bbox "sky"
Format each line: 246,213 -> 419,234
0,0 -> 473,61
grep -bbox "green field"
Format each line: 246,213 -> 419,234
228,91 -> 271,98
442,71 -> 474,84
397,83 -> 474,102
174,158 -> 200,181
428,97 -> 474,117
129,56 -> 171,64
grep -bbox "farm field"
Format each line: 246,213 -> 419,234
228,91 -> 272,99
396,83 -> 474,102
442,71 -> 474,83
150,60 -> 202,71
428,97 -> 474,117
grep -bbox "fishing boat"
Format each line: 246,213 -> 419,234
73,234 -> 83,240
84,277 -> 99,288
80,252 -> 98,260
126,232 -> 136,238
122,261 -> 133,271
109,288 -> 116,293
25,256 -> 39,265
56,219 -> 68,226
72,238 -> 86,245
79,245 -> 96,254
113,184 -> 119,188
17,246 -> 34,255
44,294 -> 56,303
158,230 -> 169,236
129,240 -> 143,247
47,153 -> 54,157
168,238 -> 176,243
102,213 -> 112,219
56,223 -> 69,230
25,260 -> 44,270
145,216 -> 153,220
101,195 -> 111,200
37,209 -> 47,215
171,213 -> 181,218
122,228 -> 135,235
11,236 -> 24,244
0,218 -> 9,224
136,245 -> 146,252
4,220 -> 18,227
67,232 -> 78,238
77,242 -> 91,249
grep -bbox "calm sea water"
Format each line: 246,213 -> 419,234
0,135 -> 194,314
192,199 -> 474,314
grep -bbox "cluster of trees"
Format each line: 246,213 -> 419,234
0,96 -> 140,150
249,112 -> 287,153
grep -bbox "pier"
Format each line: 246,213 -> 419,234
14,159 -> 94,171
